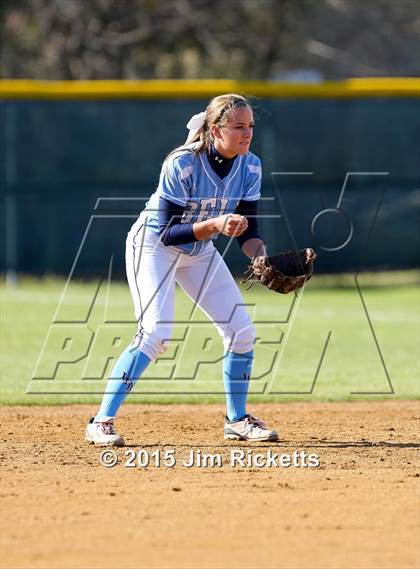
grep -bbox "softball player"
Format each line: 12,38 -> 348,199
85,93 -> 278,446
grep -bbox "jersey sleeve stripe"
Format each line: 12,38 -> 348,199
240,194 -> 260,201
247,164 -> 262,176
160,193 -> 187,207
180,165 -> 194,180
243,177 -> 261,199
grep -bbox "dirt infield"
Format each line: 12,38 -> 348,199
1,402 -> 419,569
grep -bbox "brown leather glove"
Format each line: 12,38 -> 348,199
244,248 -> 317,294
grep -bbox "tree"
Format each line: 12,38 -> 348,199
1,0 -> 418,80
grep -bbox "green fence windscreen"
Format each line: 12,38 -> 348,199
1,97 -> 419,276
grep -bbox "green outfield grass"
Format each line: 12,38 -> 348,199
1,273 -> 419,405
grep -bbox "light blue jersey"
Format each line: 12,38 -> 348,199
142,143 -> 262,255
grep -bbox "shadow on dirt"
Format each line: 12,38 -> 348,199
124,441 -> 420,449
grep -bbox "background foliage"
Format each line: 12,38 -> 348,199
1,0 -> 419,80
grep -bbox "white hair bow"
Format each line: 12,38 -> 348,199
185,111 -> 206,143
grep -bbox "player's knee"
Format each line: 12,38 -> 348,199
133,328 -> 170,361
225,323 -> 256,354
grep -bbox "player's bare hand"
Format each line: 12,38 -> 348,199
216,214 -> 248,237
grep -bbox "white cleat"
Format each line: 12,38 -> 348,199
224,414 -> 278,442
85,416 -> 125,446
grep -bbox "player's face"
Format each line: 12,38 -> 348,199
212,106 -> 254,159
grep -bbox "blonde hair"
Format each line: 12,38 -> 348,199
164,93 -> 252,164
188,93 -> 252,153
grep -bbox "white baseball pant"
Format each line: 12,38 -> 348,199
125,215 -> 256,361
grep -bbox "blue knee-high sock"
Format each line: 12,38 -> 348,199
223,350 -> 253,422
95,344 -> 151,420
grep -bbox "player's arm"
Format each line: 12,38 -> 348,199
192,214 -> 248,240
235,199 -> 266,259
158,197 -> 198,246
158,197 -> 248,245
